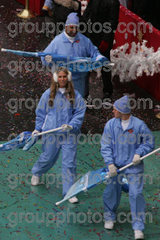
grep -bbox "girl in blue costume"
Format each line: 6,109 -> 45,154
31,67 -> 86,203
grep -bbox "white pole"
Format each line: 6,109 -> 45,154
33,125 -> 73,137
118,147 -> 160,172
36,127 -> 64,137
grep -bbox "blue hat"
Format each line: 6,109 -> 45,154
65,12 -> 79,26
113,95 -> 131,114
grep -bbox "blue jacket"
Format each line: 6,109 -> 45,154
41,31 -> 103,97
41,31 -> 101,78
101,116 -> 154,173
35,89 -> 86,134
42,31 -> 100,63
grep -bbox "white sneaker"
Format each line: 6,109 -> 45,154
134,230 -> 144,239
104,221 -> 114,230
31,175 -> 40,186
68,196 -> 79,204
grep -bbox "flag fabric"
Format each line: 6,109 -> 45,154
55,148 -> 160,205
1,48 -> 109,72
22,135 -> 39,151
0,131 -> 32,151
56,168 -> 129,205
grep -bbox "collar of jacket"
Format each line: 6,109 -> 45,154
116,115 -> 134,131
57,89 -> 66,95
62,31 -> 80,43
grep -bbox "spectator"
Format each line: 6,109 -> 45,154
42,0 -> 54,16
42,0 -> 81,34
82,0 -> 120,98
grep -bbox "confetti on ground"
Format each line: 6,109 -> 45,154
0,1 -> 160,239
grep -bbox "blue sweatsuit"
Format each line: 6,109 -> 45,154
41,31 -> 101,97
32,88 -> 86,195
101,116 -> 154,230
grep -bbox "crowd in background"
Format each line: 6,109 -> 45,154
43,0 -> 160,30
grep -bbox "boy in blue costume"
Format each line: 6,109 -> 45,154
101,95 -> 154,239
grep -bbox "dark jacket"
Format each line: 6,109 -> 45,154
82,0 -> 120,57
52,0 -> 81,23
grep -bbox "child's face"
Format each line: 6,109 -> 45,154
58,71 -> 68,88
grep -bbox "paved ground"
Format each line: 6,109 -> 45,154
0,0 -> 160,141
0,1 -> 160,239
0,131 -> 160,240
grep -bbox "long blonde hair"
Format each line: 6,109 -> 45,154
49,67 -> 75,107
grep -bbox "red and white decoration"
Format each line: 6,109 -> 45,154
113,5 -> 160,101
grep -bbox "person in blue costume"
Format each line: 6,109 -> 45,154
41,12 -> 104,98
31,67 -> 86,204
101,95 -> 154,240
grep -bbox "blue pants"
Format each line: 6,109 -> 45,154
72,72 -> 89,98
32,134 -> 77,196
103,173 -> 145,230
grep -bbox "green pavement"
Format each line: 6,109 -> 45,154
0,132 -> 160,240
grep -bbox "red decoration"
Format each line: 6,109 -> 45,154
114,5 -> 160,101
128,129 -> 133,133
